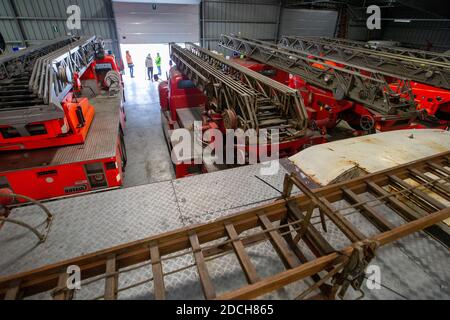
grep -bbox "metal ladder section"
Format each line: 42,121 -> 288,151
170,43 -> 309,141
280,36 -> 450,91
0,37 -> 78,111
303,37 -> 450,66
0,37 -> 77,81
219,35 -> 418,117
0,36 -> 99,131
0,152 -> 449,300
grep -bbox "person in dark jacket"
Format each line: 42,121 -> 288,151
145,54 -> 154,81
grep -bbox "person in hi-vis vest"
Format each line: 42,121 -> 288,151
155,53 -> 162,76
126,51 -> 135,78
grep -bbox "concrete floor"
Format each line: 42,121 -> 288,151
122,76 -> 175,188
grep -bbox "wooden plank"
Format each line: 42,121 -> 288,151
367,181 -> 450,247
389,174 -> 447,210
259,214 -> 299,269
318,196 -> 366,242
150,243 -> 166,300
287,202 -> 334,256
189,233 -> 216,299
341,186 -> 395,232
428,162 -> 450,176
4,283 -> 20,300
293,203 -> 315,243
53,273 -> 73,300
104,256 -> 118,300
225,224 -> 260,284
409,168 -> 450,200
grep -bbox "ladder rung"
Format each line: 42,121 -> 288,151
389,174 -> 447,210
104,255 -> 118,300
189,233 -> 216,299
53,273 -> 73,300
366,181 -> 426,220
318,196 -> 366,242
225,223 -> 260,284
287,201 -> 335,256
409,169 -> 450,200
150,243 -> 166,300
428,162 -> 450,176
258,214 -> 299,269
341,186 -> 395,232
4,283 -> 20,300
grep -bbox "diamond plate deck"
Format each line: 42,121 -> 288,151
0,161 -> 449,300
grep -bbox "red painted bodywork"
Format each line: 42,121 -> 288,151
394,82 -> 450,127
0,54 -> 127,202
167,68 -> 207,122
0,107 -> 126,202
233,58 -> 424,133
233,59 -> 290,85
160,66 -> 325,178
1,149 -> 124,202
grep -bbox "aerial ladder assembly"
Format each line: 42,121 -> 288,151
219,34 -> 449,132
160,43 -> 322,178
280,36 -> 450,125
0,37 -> 127,201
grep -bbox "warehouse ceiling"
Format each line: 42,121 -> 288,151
282,0 -> 450,18
113,0 -> 200,4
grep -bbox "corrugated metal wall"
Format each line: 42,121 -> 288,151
201,0 -> 281,51
0,0 -> 121,57
0,0 -> 23,48
346,6 -> 449,53
279,9 -> 338,37
382,21 -> 450,52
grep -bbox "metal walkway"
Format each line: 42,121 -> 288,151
0,152 -> 449,300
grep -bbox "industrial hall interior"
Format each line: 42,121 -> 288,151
0,0 -> 449,302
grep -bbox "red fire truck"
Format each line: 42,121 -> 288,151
0,37 -> 127,202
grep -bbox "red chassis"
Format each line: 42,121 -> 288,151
0,99 -> 126,202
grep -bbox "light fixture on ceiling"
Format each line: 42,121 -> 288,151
394,19 -> 411,23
